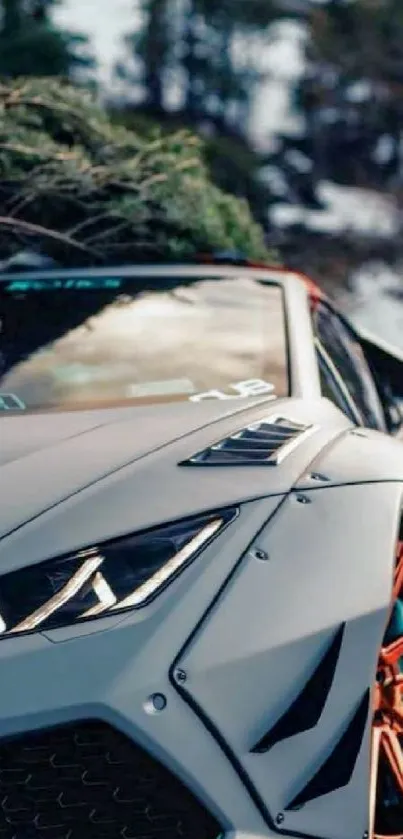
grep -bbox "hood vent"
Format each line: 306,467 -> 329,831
182,415 -> 316,467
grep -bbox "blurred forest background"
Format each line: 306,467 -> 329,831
1,0 -> 403,337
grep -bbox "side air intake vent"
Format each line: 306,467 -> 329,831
286,690 -> 370,810
251,624 -> 345,754
182,416 -> 316,467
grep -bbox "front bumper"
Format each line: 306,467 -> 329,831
0,480 -> 402,839
0,498 -> 281,839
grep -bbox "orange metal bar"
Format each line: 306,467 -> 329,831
373,538 -> 403,839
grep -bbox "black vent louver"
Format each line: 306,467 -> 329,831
286,690 -> 370,810
251,624 -> 345,754
182,416 -> 316,467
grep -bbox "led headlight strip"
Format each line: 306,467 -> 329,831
6,549 -> 104,634
0,508 -> 237,638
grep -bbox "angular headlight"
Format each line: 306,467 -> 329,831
0,509 -> 237,637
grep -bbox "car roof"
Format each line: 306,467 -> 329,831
0,260 -> 319,289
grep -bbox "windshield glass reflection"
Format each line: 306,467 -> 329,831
0,273 -> 288,413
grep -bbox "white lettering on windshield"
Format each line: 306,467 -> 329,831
189,379 -> 276,402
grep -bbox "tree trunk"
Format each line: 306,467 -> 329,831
1,0 -> 23,36
143,0 -> 168,111
182,3 -> 202,120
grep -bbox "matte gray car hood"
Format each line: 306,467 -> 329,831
1,401 -> 257,468
0,397 -> 278,540
0,397 -> 354,573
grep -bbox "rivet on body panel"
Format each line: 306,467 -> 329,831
251,548 -> 269,562
144,694 -> 167,714
309,472 -> 330,482
296,494 -> 311,505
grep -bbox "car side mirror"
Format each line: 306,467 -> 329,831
358,329 -> 403,434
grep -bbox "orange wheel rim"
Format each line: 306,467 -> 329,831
371,540 -> 403,839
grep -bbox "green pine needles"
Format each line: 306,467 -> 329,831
0,79 -> 276,267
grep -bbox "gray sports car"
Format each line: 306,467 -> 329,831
1,260 -> 403,839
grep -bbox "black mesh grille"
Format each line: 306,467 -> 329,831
0,721 -> 222,839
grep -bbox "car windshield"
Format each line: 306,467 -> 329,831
0,270 -> 289,414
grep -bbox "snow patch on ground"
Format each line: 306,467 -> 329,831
271,181 -> 400,238
53,0 -> 136,85
348,262 -> 403,350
